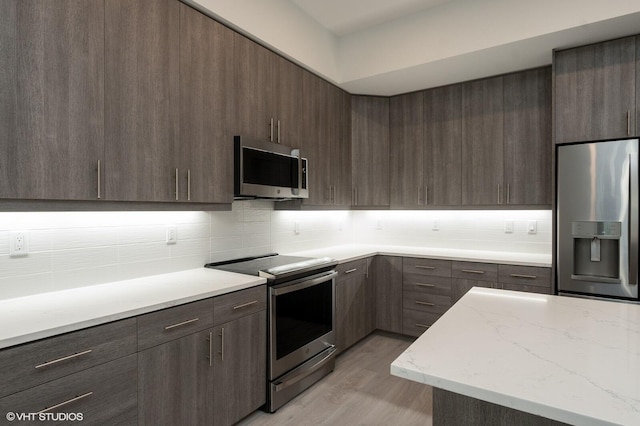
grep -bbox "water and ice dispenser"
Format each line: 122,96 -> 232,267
571,221 -> 621,284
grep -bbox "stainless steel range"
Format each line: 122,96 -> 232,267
205,254 -> 338,412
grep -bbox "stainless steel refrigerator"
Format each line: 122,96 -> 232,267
557,138 -> 639,301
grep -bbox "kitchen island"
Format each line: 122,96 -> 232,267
391,287 -> 640,425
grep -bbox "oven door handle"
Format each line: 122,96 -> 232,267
271,271 -> 338,296
274,345 -> 337,392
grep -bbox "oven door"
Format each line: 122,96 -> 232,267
269,270 -> 337,380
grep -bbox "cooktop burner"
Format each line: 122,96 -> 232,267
205,253 -> 337,283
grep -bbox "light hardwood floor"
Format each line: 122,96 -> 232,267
240,332 -> 433,426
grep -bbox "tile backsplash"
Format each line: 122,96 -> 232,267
0,202 -> 551,300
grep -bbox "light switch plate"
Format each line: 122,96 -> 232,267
166,226 -> 177,244
504,221 -> 514,233
294,221 -> 301,235
528,220 -> 537,234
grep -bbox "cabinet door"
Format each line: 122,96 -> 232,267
390,92 -> 424,207
336,260 -> 368,353
105,0 -> 179,201
461,76 -> 504,205
351,96 -> 390,206
179,4 -> 234,203
213,311 -> 267,426
0,0 -> 104,200
373,256 -> 403,334
425,84 -> 462,206
232,32 -> 275,143
329,85 -> 353,206
504,67 -> 552,206
138,330 -> 213,426
555,36 -> 636,144
301,72 -> 331,205
275,56 -> 303,148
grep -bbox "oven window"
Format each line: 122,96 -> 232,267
243,147 -> 299,188
275,279 -> 333,360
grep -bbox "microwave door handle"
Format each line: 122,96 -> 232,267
291,148 -> 301,196
630,153 -> 638,286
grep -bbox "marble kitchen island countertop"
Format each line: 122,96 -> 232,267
0,268 -> 266,350
391,287 -> 640,425
290,244 -> 552,267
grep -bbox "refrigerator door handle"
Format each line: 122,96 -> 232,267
630,153 -> 638,286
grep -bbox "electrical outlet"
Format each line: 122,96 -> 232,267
376,220 -> 383,230
9,231 -> 29,257
294,221 -> 301,235
504,221 -> 514,233
166,226 -> 177,245
432,220 -> 440,231
528,220 -> 537,234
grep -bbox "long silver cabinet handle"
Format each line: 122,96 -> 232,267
219,327 -> 225,361
510,274 -> 537,279
507,184 -> 510,204
232,300 -> 258,310
425,186 -> 428,205
187,169 -> 191,201
628,110 -> 631,136
269,118 -> 274,141
415,265 -> 435,270
497,183 -> 501,204
96,160 -> 101,199
37,392 -> 93,414
461,269 -> 485,275
164,317 -> 199,330
344,268 -> 358,274
415,301 -> 435,307
175,168 -> 179,201
277,119 -> 281,143
415,283 -> 435,288
207,332 -> 212,367
416,323 -> 430,329
35,349 -> 93,369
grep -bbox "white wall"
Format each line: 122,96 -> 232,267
0,202 -> 550,300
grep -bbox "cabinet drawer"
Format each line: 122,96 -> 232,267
402,310 -> 441,337
0,354 -> 137,426
403,257 -> 451,277
403,274 -> 451,296
335,259 -> 368,277
452,261 -> 498,282
137,299 -> 214,351
502,283 -> 552,295
498,265 -> 551,288
213,285 -> 267,326
451,278 -> 495,304
0,319 -> 136,398
403,291 -> 451,315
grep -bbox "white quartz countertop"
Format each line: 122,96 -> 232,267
0,268 -> 266,350
391,288 -> 640,426
289,244 -> 551,267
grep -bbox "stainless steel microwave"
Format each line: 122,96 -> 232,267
234,136 -> 308,199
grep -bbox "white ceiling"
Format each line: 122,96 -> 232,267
190,0 -> 640,96
291,0 -> 453,36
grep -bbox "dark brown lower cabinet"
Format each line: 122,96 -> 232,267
373,256 -> 403,334
336,259 -> 374,354
212,311 -> 267,426
138,330 -> 213,426
0,354 -> 137,426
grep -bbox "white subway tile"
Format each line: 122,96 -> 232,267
0,273 -> 54,300
119,242 -> 171,263
51,227 -> 119,250
52,247 -> 118,271
0,253 -> 52,278
52,265 -> 120,291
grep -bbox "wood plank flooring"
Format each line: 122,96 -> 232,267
239,332 -> 433,426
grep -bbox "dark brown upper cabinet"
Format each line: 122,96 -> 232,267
504,67 -> 552,205
179,4 -> 234,203
554,36 -> 636,144
425,84 -> 463,206
351,96 -> 390,207
390,91 -> 424,208
461,76 -> 504,206
105,0 -> 180,202
0,0 -> 105,201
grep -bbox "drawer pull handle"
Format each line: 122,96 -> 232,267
37,392 -> 93,414
415,283 -> 435,288
415,265 -> 435,270
35,349 -> 93,369
510,274 -> 537,279
232,300 -> 258,310
164,317 -> 200,330
219,327 -> 225,361
416,323 -> 430,329
415,301 -> 435,307
207,332 -> 213,367
461,269 -> 485,275
344,268 -> 358,274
